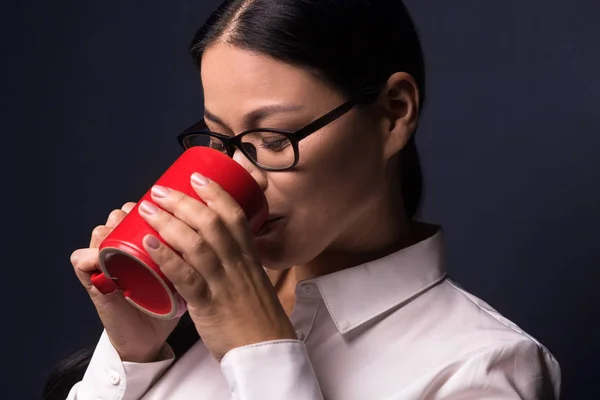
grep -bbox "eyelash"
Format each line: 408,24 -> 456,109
260,138 -> 290,150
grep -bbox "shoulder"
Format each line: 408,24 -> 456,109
409,278 -> 562,398
440,279 -> 553,348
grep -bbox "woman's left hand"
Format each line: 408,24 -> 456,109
138,172 -> 297,361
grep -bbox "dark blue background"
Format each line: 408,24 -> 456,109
3,1 -> 598,398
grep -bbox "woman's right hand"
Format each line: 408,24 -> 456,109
70,202 -> 180,363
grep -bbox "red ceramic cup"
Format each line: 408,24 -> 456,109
90,147 -> 269,320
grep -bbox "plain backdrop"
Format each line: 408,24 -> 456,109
2,1 -> 599,398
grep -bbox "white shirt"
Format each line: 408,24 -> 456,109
67,225 -> 561,399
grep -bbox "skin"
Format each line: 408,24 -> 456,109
70,42 -> 421,363
70,203 -> 179,363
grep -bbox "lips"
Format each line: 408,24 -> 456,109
256,216 -> 283,236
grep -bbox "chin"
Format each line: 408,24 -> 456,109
255,236 -> 308,271
253,233 -> 284,267
256,247 -> 291,270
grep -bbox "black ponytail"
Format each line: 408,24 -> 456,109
42,347 -> 94,399
42,313 -> 199,399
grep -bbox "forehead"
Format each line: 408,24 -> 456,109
200,43 -> 331,105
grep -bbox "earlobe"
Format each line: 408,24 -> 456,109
383,123 -> 412,161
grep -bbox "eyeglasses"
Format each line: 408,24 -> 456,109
177,94 -> 374,171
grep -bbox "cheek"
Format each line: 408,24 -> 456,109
289,120 -> 384,222
308,119 -> 383,191
258,118 -> 385,267
259,132 -> 379,269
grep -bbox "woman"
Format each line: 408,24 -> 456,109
46,1 -> 561,399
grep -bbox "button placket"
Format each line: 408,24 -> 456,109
291,281 -> 321,342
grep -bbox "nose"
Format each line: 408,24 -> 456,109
232,148 -> 268,190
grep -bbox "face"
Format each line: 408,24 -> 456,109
200,43 -> 393,270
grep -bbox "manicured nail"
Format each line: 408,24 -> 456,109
151,185 -> 171,198
144,235 -> 161,249
139,201 -> 158,215
191,173 -> 209,187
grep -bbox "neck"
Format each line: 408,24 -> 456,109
292,185 -> 415,284
266,180 -> 417,316
268,208 -> 415,317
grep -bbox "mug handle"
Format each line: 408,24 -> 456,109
91,272 -> 119,295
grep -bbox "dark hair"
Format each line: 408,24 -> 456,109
42,313 -> 199,399
43,1 -> 426,397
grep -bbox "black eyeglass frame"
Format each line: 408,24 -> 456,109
176,92 -> 378,171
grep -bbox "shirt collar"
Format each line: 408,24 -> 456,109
310,222 -> 448,335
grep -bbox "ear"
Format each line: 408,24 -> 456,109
379,72 -> 420,161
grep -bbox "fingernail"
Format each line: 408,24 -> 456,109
191,173 -> 209,187
139,201 -> 158,215
144,235 -> 161,249
151,185 -> 171,198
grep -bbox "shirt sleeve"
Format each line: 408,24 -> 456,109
220,339 -> 324,400
66,330 -> 175,400
406,339 -> 561,400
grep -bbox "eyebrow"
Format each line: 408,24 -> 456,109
204,104 -> 305,129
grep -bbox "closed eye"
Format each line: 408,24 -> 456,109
260,138 -> 291,151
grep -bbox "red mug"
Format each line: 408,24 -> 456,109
90,147 -> 269,320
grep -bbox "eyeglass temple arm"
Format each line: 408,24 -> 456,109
294,98 -> 360,141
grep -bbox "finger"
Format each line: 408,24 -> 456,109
121,202 -> 136,214
94,203 -> 136,248
89,225 -> 111,248
105,202 -> 135,229
137,200 -> 223,279
71,248 -> 101,272
71,248 -> 101,290
141,234 -> 210,307
149,185 -> 244,266
190,173 -> 256,253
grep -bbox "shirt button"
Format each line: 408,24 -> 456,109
296,330 -> 305,341
108,370 -> 121,385
301,283 -> 317,296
